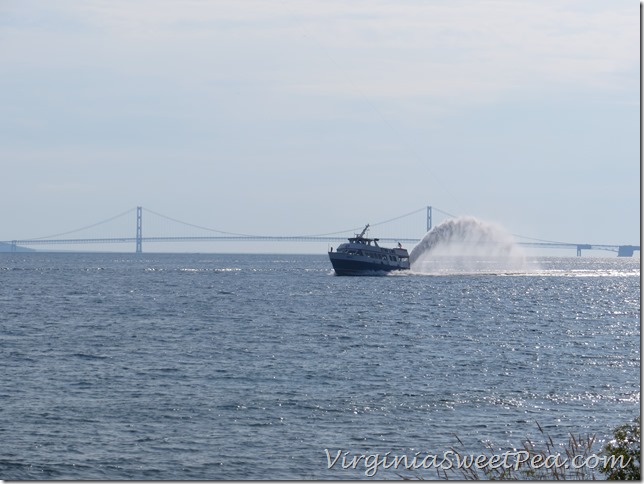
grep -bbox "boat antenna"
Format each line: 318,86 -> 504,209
358,224 -> 370,238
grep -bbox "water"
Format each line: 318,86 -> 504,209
0,253 -> 639,479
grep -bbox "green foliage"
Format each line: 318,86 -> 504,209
600,416 -> 640,480
410,419 -> 640,480
435,422 -> 598,480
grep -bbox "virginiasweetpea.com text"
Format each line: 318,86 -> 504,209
324,448 -> 632,477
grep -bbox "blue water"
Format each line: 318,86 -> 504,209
0,253 -> 639,479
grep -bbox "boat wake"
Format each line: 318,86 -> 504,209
409,217 -> 538,275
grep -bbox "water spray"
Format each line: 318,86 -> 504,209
409,217 -> 536,274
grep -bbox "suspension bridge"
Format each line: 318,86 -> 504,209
2,206 -> 640,257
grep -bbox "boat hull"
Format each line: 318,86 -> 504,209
328,253 -> 408,276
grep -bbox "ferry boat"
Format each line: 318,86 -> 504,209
328,224 -> 410,276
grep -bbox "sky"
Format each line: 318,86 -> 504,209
0,0 -> 640,254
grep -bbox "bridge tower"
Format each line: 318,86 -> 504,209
426,206 -> 433,232
136,206 -> 143,253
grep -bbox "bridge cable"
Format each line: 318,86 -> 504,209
432,207 -> 457,218
510,233 -> 579,245
20,207 -> 137,241
301,206 -> 427,237
144,206 -> 429,239
143,207 -> 259,237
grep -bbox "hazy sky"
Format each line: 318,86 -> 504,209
1,0 -> 639,253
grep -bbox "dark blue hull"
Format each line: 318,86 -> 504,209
329,255 -> 407,276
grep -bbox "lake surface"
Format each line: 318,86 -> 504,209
0,253 -> 639,479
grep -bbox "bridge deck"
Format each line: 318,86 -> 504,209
4,236 -> 640,256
